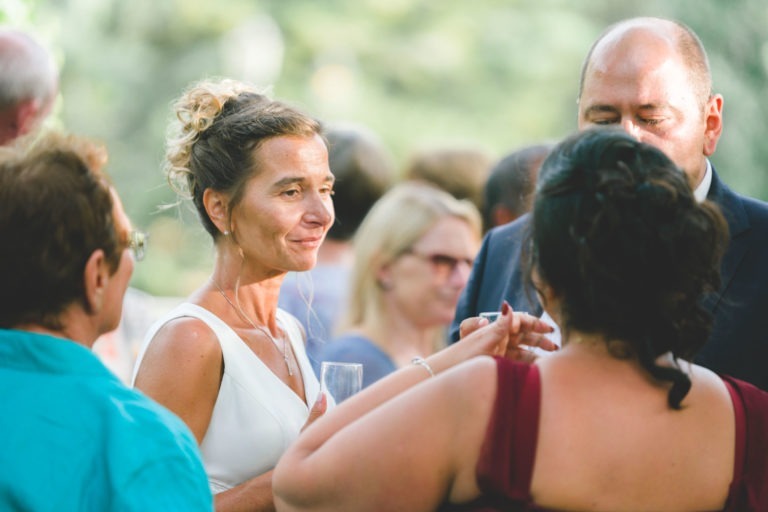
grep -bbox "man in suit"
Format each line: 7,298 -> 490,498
451,17 -> 768,390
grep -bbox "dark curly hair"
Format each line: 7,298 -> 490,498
529,128 -> 728,408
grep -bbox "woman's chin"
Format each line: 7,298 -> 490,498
289,257 -> 318,273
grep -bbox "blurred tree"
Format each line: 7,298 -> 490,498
664,0 -> 768,196
2,0 -> 765,295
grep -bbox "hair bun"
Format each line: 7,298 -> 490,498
176,79 -> 255,139
164,79 -> 260,196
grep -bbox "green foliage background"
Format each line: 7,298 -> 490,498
3,0 -> 767,296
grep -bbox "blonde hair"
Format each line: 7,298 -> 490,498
164,77 -> 322,238
343,181 -> 481,330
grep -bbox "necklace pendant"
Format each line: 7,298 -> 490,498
212,279 -> 295,378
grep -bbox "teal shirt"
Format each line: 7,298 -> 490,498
0,329 -> 212,511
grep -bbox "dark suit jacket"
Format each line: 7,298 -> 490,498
450,168 -> 768,390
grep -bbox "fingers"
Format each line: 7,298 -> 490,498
301,392 -> 327,432
459,316 -> 489,339
515,311 -> 555,334
454,308 -> 513,359
504,302 -> 521,334
518,332 -> 559,352
506,345 -> 540,364
457,304 -> 559,360
498,301 -> 560,362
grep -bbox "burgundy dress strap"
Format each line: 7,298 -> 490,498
722,378 -> 746,487
476,356 -> 541,502
720,375 -> 768,511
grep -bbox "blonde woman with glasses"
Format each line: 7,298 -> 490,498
317,181 -> 482,388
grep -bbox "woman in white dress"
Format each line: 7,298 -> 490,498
132,78 -> 334,511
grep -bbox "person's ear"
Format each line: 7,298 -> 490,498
703,94 -> 724,157
536,281 -> 557,310
375,261 -> 394,291
532,267 -> 562,325
203,188 -> 231,235
83,249 -> 109,314
531,266 -> 553,306
14,98 -> 42,138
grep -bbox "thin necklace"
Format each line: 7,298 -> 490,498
212,279 -> 293,377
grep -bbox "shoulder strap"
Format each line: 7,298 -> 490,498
721,376 -> 746,485
721,375 -> 768,509
476,357 -> 541,501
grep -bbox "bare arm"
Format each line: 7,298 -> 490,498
133,317 -> 222,444
274,360 -> 498,511
273,307 -> 544,511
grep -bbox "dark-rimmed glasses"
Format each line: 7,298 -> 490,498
404,250 -> 474,278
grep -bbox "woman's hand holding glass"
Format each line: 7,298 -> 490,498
456,302 -> 557,363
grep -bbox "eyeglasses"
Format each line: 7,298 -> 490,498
126,230 -> 149,262
404,250 -> 474,277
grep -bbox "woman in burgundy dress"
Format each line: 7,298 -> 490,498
273,128 -> 768,512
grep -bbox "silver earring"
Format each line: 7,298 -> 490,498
223,230 -> 230,236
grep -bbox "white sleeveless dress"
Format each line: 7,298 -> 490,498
132,303 -> 320,494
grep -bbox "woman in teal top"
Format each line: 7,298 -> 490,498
0,131 -> 212,511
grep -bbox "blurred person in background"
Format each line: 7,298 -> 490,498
403,146 -> 492,214
451,17 -> 768,392
132,78 -> 331,511
273,128 -> 768,512
317,182 -> 482,388
279,123 -> 395,369
482,143 -> 553,231
0,27 -> 58,145
0,131 -> 211,510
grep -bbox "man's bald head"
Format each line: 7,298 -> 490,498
578,17 -> 711,108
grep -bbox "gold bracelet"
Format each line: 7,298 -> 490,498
411,356 -> 434,377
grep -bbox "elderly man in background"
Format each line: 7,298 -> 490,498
0,27 -> 58,145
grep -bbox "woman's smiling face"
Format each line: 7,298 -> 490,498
231,133 -> 335,275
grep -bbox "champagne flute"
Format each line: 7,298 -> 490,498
320,361 -> 363,408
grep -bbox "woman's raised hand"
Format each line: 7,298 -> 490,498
502,307 -> 558,362
457,302 -> 557,362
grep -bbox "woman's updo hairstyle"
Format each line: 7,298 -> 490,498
530,127 -> 727,408
164,78 -> 323,238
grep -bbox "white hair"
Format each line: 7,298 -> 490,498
0,28 -> 57,109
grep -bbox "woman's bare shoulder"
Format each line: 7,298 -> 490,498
143,315 -> 223,369
686,362 -> 733,401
